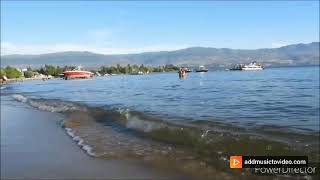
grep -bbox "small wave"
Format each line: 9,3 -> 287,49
126,116 -> 164,132
29,100 -> 77,113
117,108 -> 130,120
12,94 -> 28,103
0,86 -> 6,90
11,94 -> 87,113
65,128 -> 96,157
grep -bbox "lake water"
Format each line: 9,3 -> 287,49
5,66 -> 319,132
2,66 -> 319,178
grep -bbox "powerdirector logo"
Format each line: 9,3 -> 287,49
230,156 -> 319,175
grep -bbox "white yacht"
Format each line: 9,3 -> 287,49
242,61 -> 264,71
195,65 -> 208,72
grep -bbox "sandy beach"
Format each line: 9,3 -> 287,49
0,95 -> 183,179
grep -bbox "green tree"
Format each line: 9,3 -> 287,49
99,66 -> 108,75
0,68 -> 6,77
38,66 -> 46,75
139,64 -> 145,72
24,71 -> 34,78
127,64 -> 132,73
45,65 -> 56,76
55,66 -> 64,76
4,66 -> 22,79
116,64 -> 121,73
132,65 -> 138,73
106,67 -> 113,74
164,64 -> 178,71
119,66 -> 126,74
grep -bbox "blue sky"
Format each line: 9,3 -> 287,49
1,1 -> 319,55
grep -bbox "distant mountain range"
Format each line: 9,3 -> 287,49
1,42 -> 319,69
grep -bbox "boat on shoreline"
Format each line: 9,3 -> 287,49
63,66 -> 93,80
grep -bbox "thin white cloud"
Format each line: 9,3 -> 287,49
1,42 -> 190,55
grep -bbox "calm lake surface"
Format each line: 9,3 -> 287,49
6,66 -> 319,132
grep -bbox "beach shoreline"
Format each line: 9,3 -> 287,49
0,76 -> 55,84
0,95 -> 183,179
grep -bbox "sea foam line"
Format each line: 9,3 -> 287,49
64,128 -> 96,157
12,94 -> 86,113
12,94 -> 28,103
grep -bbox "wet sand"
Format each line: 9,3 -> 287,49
1,96 -> 182,179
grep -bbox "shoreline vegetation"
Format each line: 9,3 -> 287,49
0,64 -> 179,84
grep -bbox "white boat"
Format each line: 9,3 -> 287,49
195,66 -> 208,72
242,61 -> 263,71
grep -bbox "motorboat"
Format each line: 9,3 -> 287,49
195,66 -> 208,72
131,71 -> 144,75
241,61 -> 264,71
183,67 -> 192,73
178,67 -> 192,73
63,66 -> 93,80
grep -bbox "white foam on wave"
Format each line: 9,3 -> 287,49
126,116 -> 163,132
12,94 -> 86,113
82,145 -> 95,157
65,128 -> 74,137
28,100 -> 74,113
0,86 -> 6,90
117,108 -> 130,120
12,94 -> 28,103
64,127 -> 96,157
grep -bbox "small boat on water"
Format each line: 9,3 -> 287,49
241,61 -> 264,71
178,67 -> 192,73
131,71 -> 144,75
184,67 -> 192,73
63,66 -> 93,80
195,66 -> 208,72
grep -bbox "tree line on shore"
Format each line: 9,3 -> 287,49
0,65 -> 72,79
0,64 -> 179,79
99,64 -> 178,74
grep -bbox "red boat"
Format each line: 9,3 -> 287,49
63,66 -> 93,80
